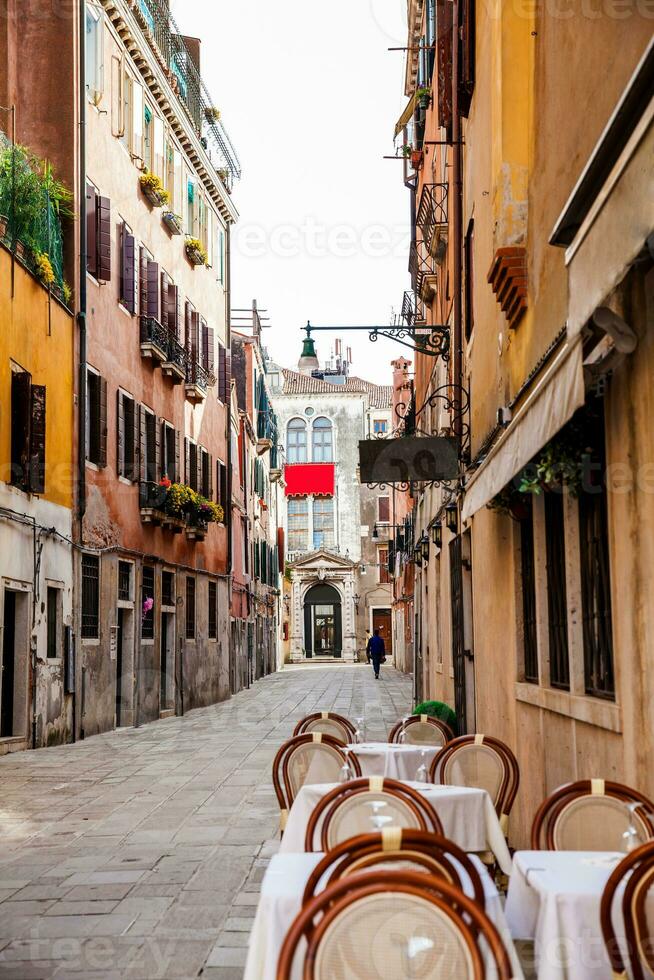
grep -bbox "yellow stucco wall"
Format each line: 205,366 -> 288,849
0,245 -> 74,510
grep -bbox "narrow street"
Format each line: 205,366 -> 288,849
0,665 -> 411,980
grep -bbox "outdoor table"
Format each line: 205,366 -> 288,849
505,850 -> 629,979
347,741 -> 441,781
280,780 -> 513,874
244,851 -> 524,980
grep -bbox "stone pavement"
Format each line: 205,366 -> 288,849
0,663 -> 412,979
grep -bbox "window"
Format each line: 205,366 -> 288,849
579,421 -> 615,699
143,103 -> 154,172
185,439 -> 199,491
46,587 -> 60,659
81,554 -> 100,639
161,273 -> 179,337
217,227 -> 225,284
187,177 -> 196,236
161,422 -> 178,483
185,577 -> 196,639
142,566 -> 155,640
545,493 -> 570,690
520,498 -> 538,684
86,369 -> 107,468
459,0 -> 476,117
208,582 -> 217,639
153,115 -> 165,181
200,448 -> 213,499
378,496 -> 390,524
464,219 -> 475,342
373,419 -> 388,436
139,406 -> 157,484
217,460 -> 228,511
287,419 -> 307,464
118,561 -> 132,602
378,547 -> 390,585
10,369 -> 46,494
305,407 -> 315,417
312,418 -> 333,463
85,183 -> 111,281
313,497 -> 334,550
288,498 -> 309,552
162,570 -> 175,607
117,391 -> 136,480
201,319 -> 215,373
85,6 -> 103,103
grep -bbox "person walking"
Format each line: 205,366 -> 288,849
366,628 -> 386,680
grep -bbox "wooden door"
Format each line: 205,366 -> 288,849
372,609 -> 392,654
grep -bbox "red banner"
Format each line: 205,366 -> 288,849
284,463 -> 335,498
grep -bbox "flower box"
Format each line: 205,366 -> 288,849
162,211 -> 184,236
186,522 -> 208,542
185,239 -> 207,267
139,173 -> 169,208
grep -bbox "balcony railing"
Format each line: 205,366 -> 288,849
408,239 -> 436,298
416,183 -> 449,258
400,290 -> 426,328
185,359 -> 214,400
140,315 -> 169,361
162,334 -> 187,382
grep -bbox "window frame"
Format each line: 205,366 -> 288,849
208,581 -> 218,640
288,497 -> 309,553
286,418 -> 308,464
81,553 -> 100,640
312,496 -> 335,551
312,417 -> 333,463
46,586 -> 62,660
185,577 -> 196,640
141,565 -> 155,641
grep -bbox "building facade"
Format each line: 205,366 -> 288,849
271,341 -> 392,664
392,1 -> 654,844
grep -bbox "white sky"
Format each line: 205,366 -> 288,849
172,0 -> 411,385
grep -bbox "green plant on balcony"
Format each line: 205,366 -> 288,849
401,144 -> 412,158
205,106 -> 221,123
416,85 -> 431,109
160,479 -> 223,525
139,171 -> 169,206
185,236 -> 208,266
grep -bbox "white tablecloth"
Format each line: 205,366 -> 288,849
280,781 -> 513,874
505,850 -> 627,979
347,741 -> 441,781
244,851 -> 523,980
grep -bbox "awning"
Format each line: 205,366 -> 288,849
394,93 -> 418,138
461,337 -> 585,522
284,463 -> 335,498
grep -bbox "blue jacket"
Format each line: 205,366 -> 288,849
367,635 -> 386,659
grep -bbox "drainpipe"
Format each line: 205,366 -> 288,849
225,223 -> 233,578
452,1 -> 464,457
74,0 -> 88,744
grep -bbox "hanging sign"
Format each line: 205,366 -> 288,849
359,436 -> 458,484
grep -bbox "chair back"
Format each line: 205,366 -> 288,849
389,714 -> 453,746
294,711 -> 357,744
531,779 -> 654,851
272,734 -> 362,833
278,870 -> 515,980
430,734 -> 519,830
304,777 -> 443,852
601,840 -> 654,980
302,829 -> 486,909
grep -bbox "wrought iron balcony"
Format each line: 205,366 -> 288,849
162,335 -> 187,383
408,239 -> 437,300
185,359 -> 213,402
416,183 -> 449,260
140,315 -> 169,362
400,290 -> 426,328
139,481 -> 185,532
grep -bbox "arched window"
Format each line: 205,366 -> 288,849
287,418 -> 307,463
312,417 -> 333,463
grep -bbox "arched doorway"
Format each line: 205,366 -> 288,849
303,583 -> 342,659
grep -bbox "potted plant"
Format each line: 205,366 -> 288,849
162,211 -> 184,235
401,144 -> 412,159
416,86 -> 431,110
413,700 -> 457,733
185,236 -> 208,266
411,148 -> 424,170
34,251 -> 55,287
139,171 -> 169,207
62,281 -> 73,306
205,107 -> 221,123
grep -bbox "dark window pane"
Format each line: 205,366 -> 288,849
118,561 -> 132,601
142,566 -> 155,640
208,581 -> 217,639
162,571 -> 175,608
81,554 -> 100,639
520,497 -> 538,683
185,577 -> 196,639
47,587 -> 59,659
545,493 -> 570,690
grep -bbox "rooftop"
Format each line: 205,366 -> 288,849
281,369 -> 392,409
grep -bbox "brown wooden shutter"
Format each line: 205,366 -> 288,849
130,398 -> 139,482
184,437 -> 190,485
203,322 -> 214,373
98,376 -> 108,468
121,230 -> 136,313
217,345 -> 226,401
459,0 -> 476,118
195,446 -> 203,495
139,247 -> 148,316
29,384 -> 46,494
207,453 -> 213,500
10,371 -> 31,489
117,390 -> 125,476
139,404 -> 147,483
147,261 -> 159,319
154,414 -> 161,481
168,284 -> 179,338
86,183 -> 98,276
378,496 -> 390,523
174,428 -> 181,483
436,0 -> 453,135
160,272 -> 170,330
190,311 -> 200,365
201,319 -> 208,369
277,526 -> 285,571
97,196 -> 112,282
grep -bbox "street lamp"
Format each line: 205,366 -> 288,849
445,502 -> 459,534
430,522 -> 443,549
372,523 -> 379,541
353,593 -> 361,609
413,543 -> 423,567
420,535 -> 430,563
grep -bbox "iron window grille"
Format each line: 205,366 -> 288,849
208,582 -> 217,639
520,497 -> 539,683
545,493 -> 570,690
118,561 -> 132,601
81,554 -> 100,639
142,566 -> 155,640
46,587 -> 60,659
162,571 -> 175,608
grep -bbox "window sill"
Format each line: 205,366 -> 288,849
141,639 -> 155,646
82,638 -> 100,646
515,682 -> 622,733
117,599 -> 134,610
85,461 -> 100,473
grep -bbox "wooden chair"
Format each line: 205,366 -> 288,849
304,776 -> 443,852
278,870 -> 515,979
601,840 -> 654,979
294,711 -> 357,744
388,714 -> 453,747
272,733 -> 362,834
531,779 -> 654,851
430,735 -> 520,835
302,828 -> 486,909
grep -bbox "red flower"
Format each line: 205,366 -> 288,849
159,477 -> 172,489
